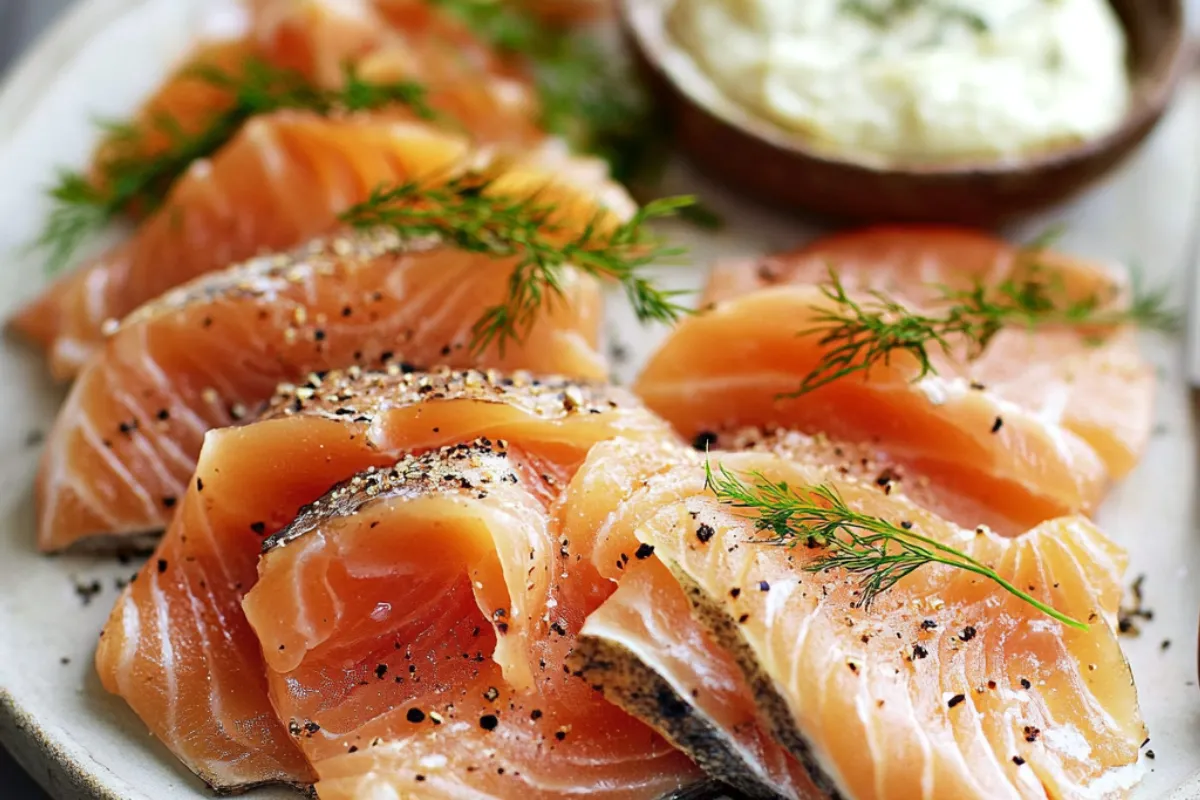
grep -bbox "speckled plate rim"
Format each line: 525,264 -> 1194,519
0,1 -> 167,797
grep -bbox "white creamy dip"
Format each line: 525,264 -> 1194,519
667,0 -> 1131,165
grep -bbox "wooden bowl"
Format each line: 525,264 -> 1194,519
620,0 -> 1188,226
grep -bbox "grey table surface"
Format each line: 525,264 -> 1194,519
1,0 -> 74,789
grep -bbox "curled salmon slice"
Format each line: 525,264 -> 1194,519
95,369 -> 673,791
37,222 -> 607,552
635,286 -> 1110,528
580,441 -> 1142,800
243,441 -> 707,798
703,226 -> 1154,480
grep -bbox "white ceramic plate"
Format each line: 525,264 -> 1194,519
1,2 -> 1200,798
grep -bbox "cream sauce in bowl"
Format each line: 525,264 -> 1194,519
667,0 -> 1130,166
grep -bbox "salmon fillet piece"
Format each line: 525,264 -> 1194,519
575,440 -> 1143,799
252,0 -> 542,144
78,0 -> 539,217
635,286 -> 1110,526
243,440 -> 708,798
723,427 -> 1055,539
95,369 -> 675,792
36,147 -> 634,551
15,116 -> 477,377
703,226 -> 1154,480
82,40 -> 257,215
37,223 -> 605,552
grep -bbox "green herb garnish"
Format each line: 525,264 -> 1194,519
704,459 -> 1086,629
430,0 -> 665,187
787,266 -> 1179,397
36,60 -> 435,273
841,0 -> 989,33
340,178 -> 693,352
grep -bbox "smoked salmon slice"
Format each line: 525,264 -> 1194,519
722,427 -> 1056,539
95,368 -> 676,792
75,0 -> 539,224
17,116 -> 473,377
36,222 -> 605,552
242,440 -> 707,798
574,440 -> 1143,800
702,226 -> 1155,480
251,0 -> 542,144
635,286 -> 1110,527
37,150 -> 635,551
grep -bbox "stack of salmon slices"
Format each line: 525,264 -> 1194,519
11,2 -> 1154,799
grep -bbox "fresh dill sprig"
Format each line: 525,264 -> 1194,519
340,178 -> 694,352
787,265 -> 1180,397
35,60 -> 435,273
430,0 -> 665,187
841,0 -> 989,33
703,459 -> 1086,629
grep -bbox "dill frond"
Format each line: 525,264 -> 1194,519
35,60 -> 434,273
787,264 -> 1179,397
340,179 -> 693,352
429,0 -> 667,187
703,459 -> 1086,629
